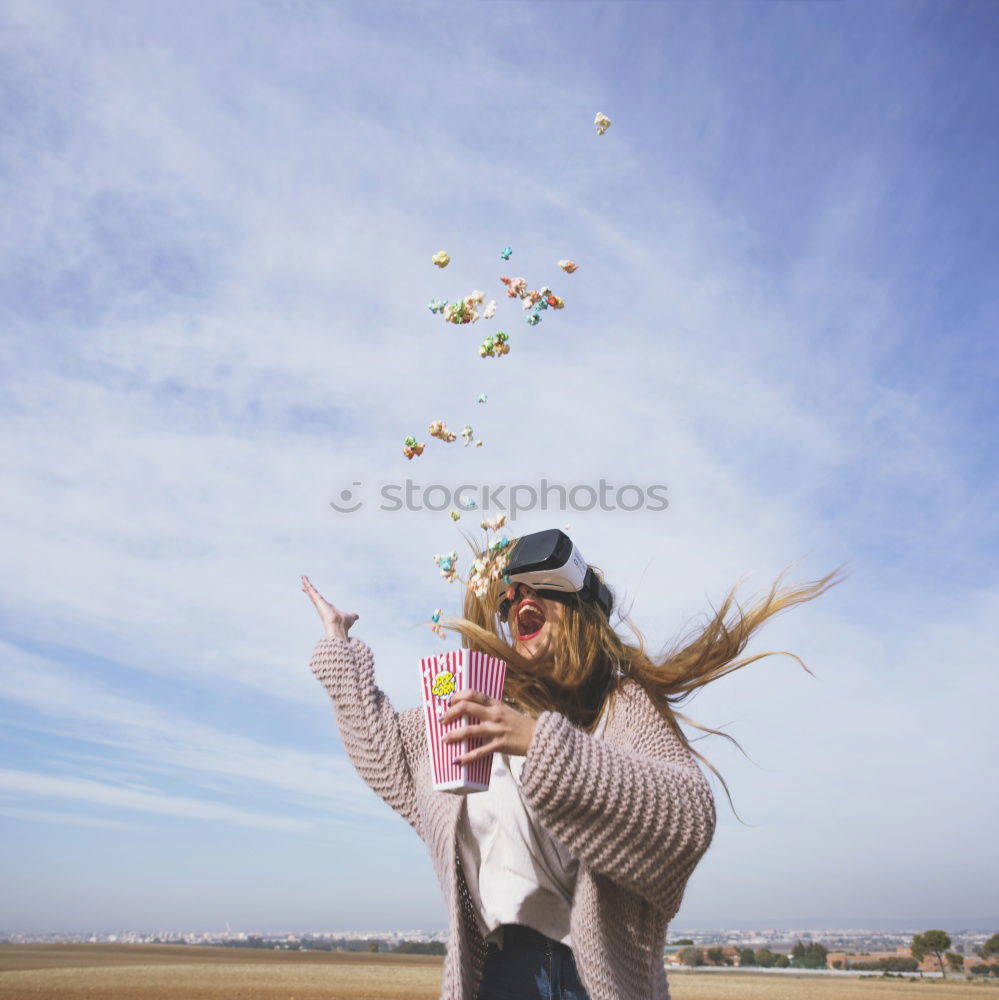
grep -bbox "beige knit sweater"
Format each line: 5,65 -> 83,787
310,636 -> 716,1000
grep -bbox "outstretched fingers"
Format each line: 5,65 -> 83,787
301,575 -> 326,602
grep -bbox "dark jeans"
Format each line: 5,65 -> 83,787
476,923 -> 592,1000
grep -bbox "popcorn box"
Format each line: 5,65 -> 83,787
420,649 -> 507,794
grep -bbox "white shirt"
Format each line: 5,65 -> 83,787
457,703 -> 611,950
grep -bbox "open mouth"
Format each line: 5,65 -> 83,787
515,600 -> 547,641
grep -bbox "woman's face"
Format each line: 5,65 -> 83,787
505,583 -> 564,660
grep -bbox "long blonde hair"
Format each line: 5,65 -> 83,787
439,544 -> 843,810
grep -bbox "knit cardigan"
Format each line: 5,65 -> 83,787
310,636 -> 716,1000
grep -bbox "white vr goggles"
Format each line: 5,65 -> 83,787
498,529 -> 613,621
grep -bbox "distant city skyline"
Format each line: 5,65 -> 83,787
6,925 -> 995,949
6,920 -> 997,938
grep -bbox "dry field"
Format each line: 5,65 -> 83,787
1,945 -> 996,1000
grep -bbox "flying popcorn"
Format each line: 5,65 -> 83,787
430,609 -> 446,640
429,420 -> 457,443
594,112 -> 611,135
466,536 -> 512,598
443,300 -> 471,324
432,250 -> 450,268
479,332 -> 510,357
434,551 -> 459,582
500,276 -> 527,299
442,290 -> 488,325
403,435 -> 426,460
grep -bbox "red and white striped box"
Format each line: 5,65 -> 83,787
420,648 -> 508,794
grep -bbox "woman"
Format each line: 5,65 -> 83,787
302,530 -> 839,1000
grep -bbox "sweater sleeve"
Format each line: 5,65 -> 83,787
309,636 -> 422,838
518,691 -> 716,914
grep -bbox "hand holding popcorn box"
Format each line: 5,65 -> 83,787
420,649 -> 507,794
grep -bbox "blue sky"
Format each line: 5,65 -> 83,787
1,0 -> 997,935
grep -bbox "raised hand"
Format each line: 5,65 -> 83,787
301,575 -> 359,640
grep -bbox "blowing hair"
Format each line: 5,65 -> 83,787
438,544 -> 844,812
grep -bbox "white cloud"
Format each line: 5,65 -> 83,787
0,805 -> 150,831
0,768 -> 310,831
0,642 -> 409,829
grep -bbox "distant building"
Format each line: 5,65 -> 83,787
665,946 -> 741,967
826,949 -> 909,970
826,948 -> 999,975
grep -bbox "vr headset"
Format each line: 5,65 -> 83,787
498,529 -> 613,622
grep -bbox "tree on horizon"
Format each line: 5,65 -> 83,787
912,930 -> 952,979
791,939 -> 829,969
678,947 -> 704,967
755,948 -> 777,968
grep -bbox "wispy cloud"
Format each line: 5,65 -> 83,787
0,768 -> 311,831
0,805 -> 150,831
0,641 -> 400,826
